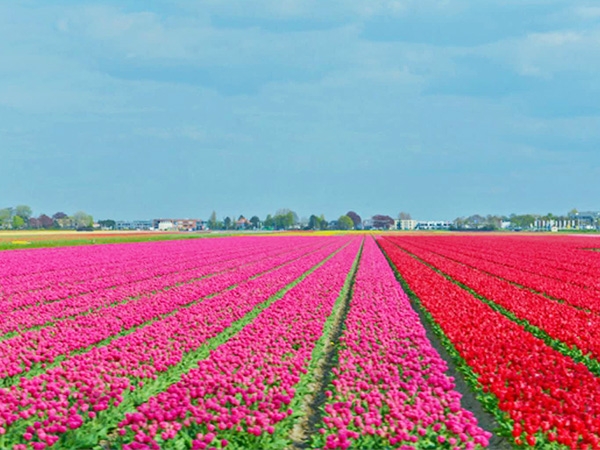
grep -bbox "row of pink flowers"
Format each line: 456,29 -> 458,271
0,239 -> 336,380
116,237 -> 362,449
1,239 -> 227,296
0,238 -> 320,335
0,238 -> 318,314
0,237 -> 350,448
317,237 -> 490,449
381,238 -> 600,449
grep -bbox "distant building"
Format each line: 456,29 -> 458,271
152,218 -> 205,232
398,219 -> 418,230
115,220 -> 153,231
416,221 -> 451,230
235,216 -> 251,229
55,217 -> 73,229
158,220 -> 175,231
568,211 -> 600,230
534,219 -> 577,231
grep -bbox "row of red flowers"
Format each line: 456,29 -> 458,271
380,237 -> 600,449
395,235 -> 600,311
387,239 -> 600,366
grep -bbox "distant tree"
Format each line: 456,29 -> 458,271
98,219 -> 116,230
208,211 -> 218,230
12,215 -> 25,229
299,216 -> 309,228
318,214 -> 328,230
398,211 -> 412,220
29,217 -> 41,229
569,208 -> 579,216
308,215 -> 320,230
0,208 -> 11,229
15,205 -> 32,221
249,216 -> 260,229
453,217 -> 467,229
346,211 -> 362,229
38,214 -> 54,229
273,209 -> 296,230
264,214 -> 274,229
337,215 -> 353,230
372,215 -> 395,230
73,211 -> 93,229
274,209 -> 298,229
509,214 -> 536,229
223,217 -> 232,230
52,212 -> 68,220
468,214 -> 485,226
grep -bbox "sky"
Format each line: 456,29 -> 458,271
1,1 -> 600,221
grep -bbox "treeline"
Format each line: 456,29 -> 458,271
0,205 -> 94,231
205,209 -> 369,231
452,210 -> 582,231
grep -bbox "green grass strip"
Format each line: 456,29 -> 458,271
273,238 -> 363,448
0,232 -> 278,252
57,241 -> 351,449
0,233 -> 207,251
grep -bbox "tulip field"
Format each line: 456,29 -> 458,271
1,233 -> 599,448
379,234 -> 600,450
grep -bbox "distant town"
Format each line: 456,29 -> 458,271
2,206 -> 600,232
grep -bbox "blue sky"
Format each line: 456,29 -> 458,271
2,1 -> 600,221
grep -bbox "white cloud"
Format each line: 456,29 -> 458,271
475,29 -> 600,78
574,6 -> 600,19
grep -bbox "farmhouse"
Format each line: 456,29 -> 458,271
152,218 -> 205,231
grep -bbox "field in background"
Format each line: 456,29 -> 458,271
3,233 -> 600,447
0,230 -> 228,251
0,229 -> 372,251
0,234 -> 493,449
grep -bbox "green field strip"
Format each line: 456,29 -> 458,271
55,240 -> 353,449
0,232 -> 278,252
274,238 -> 364,448
384,239 -> 600,381
0,233 -> 207,251
0,242 -> 323,342
376,240 -> 514,446
0,242 -> 340,390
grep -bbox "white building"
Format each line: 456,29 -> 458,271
416,221 -> 451,230
398,219 -> 418,230
158,220 -> 176,231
